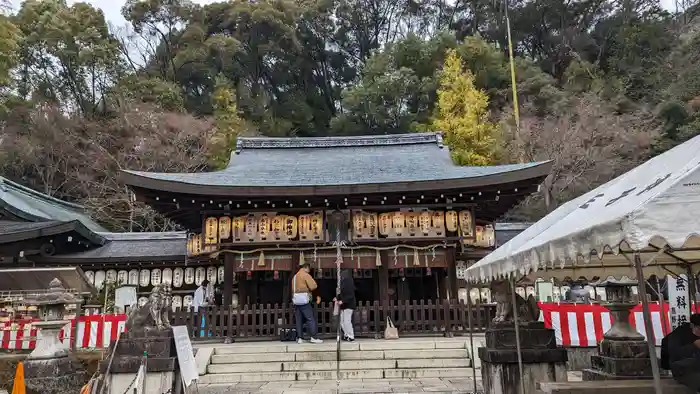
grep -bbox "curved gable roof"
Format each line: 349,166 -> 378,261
0,177 -> 107,232
122,133 -> 552,196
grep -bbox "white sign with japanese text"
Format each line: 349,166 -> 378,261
668,274 -> 691,329
172,325 -> 198,388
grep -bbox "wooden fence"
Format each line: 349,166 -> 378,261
171,300 -> 496,341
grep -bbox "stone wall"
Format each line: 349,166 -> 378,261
0,351 -> 102,393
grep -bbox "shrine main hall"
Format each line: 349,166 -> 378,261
120,132 -> 550,309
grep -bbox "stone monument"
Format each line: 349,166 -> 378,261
22,278 -> 89,394
94,283 -> 179,394
479,279 -> 568,394
583,277 -> 659,380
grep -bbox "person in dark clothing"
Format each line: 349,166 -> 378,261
335,269 -> 357,341
662,313 -> 700,391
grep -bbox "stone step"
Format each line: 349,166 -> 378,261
208,358 -> 471,374
198,367 -> 475,384
384,368 -> 473,379
212,339 -> 470,355
210,348 -> 469,364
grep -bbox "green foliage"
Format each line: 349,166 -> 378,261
13,0 -> 123,116
0,12 -> 19,87
431,50 -> 499,166
3,0 -> 700,222
113,75 -> 185,111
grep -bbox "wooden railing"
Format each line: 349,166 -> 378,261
171,300 -> 496,341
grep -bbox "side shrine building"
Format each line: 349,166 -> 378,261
121,133 -> 551,311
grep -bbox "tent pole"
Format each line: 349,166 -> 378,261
509,278 -> 526,394
655,279 -> 669,336
466,283 -> 478,393
634,253 -> 663,394
685,265 -> 697,308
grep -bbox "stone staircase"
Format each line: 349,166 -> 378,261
198,338 -> 479,384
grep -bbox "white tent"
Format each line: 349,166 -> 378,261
465,132 -> 700,283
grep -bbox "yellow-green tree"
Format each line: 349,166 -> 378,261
209,75 -> 252,168
432,49 -> 498,166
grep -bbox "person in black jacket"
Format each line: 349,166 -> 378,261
336,269 -> 357,341
662,313 -> 700,391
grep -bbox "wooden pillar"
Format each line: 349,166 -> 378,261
223,253 -> 234,307
284,252 -> 300,305
379,251 -> 390,305
239,273 -> 249,305
250,272 -> 259,304
447,248 -> 458,300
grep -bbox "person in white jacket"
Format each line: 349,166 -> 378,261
193,280 -> 210,337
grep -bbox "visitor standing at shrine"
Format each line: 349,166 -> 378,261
336,269 -> 357,341
292,263 -> 323,344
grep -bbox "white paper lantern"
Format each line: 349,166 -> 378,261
469,288 -> 480,303
94,271 -> 106,289
231,293 -> 238,309
162,268 -> 173,286
184,268 -> 195,285
117,270 -> 128,285
152,269 -> 162,286
173,268 -> 184,288
128,270 -> 139,285
480,288 -> 491,303
206,267 -> 217,284
139,269 -> 150,287
183,295 -> 193,309
84,271 -> 95,285
106,269 -> 117,283
526,286 -> 536,298
172,296 -> 182,311
195,267 -> 206,286
217,266 -> 225,284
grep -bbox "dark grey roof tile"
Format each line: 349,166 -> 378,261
0,177 -> 107,232
124,133 -> 548,188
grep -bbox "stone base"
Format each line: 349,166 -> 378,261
583,338 -> 655,380
482,360 -> 567,394
23,356 -> 88,394
589,355 -> 652,377
479,322 -> 568,394
100,327 -> 177,374
109,371 -> 176,394
581,369 -> 670,381
485,321 -> 557,350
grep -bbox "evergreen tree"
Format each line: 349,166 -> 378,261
209,75 -> 249,169
432,49 -> 499,166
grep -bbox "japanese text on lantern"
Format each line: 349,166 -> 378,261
669,274 -> 691,329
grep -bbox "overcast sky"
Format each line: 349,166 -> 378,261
10,0 -> 680,30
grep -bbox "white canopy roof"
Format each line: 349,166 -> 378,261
466,133 -> 700,282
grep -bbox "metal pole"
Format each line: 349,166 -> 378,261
634,253 -> 663,394
466,284 -> 478,393
334,225 -> 343,394
685,265 -> 697,309
510,278 -> 526,394
655,279 -> 669,336
504,0 -> 522,163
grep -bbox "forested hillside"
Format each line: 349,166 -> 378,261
1,0 -> 699,231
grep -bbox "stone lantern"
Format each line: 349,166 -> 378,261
25,278 -> 82,359
22,278 -> 88,394
583,276 -> 656,380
